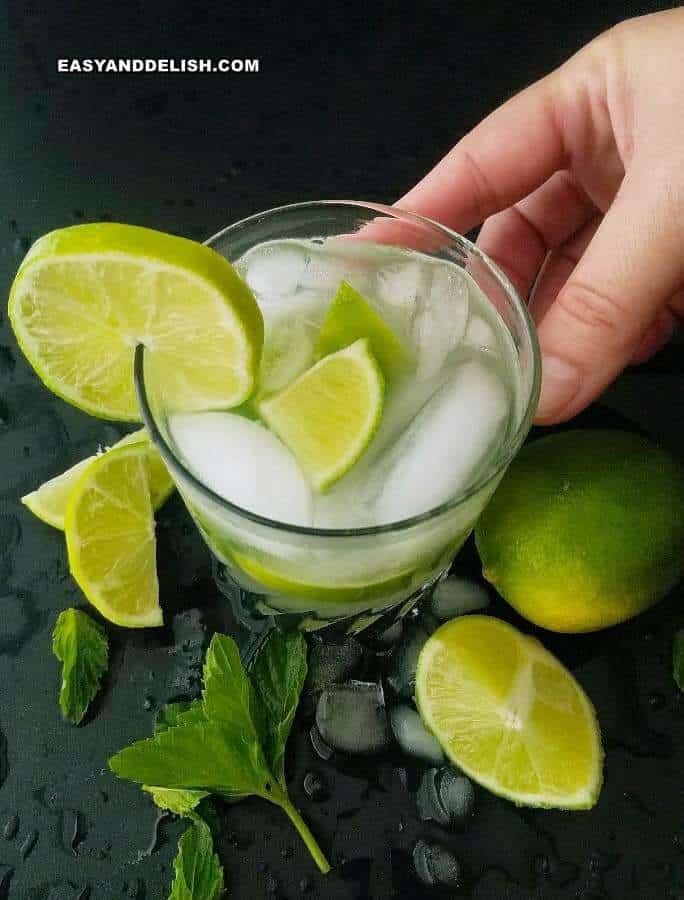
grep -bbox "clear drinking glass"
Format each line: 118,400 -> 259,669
135,201 -> 540,638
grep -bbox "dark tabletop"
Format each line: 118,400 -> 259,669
2,1 -> 683,897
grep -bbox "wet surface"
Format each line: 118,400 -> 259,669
2,0 -> 683,896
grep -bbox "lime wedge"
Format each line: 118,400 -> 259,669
416,616 -> 603,809
316,280 -> 412,378
9,223 -> 263,420
65,443 -> 162,628
258,338 -> 384,492
22,430 -> 173,529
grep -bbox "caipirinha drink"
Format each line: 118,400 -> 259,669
137,202 -> 539,633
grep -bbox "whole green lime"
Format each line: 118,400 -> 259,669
475,430 -> 684,632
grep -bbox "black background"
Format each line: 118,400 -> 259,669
2,1 -> 684,898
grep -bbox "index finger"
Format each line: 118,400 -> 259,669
399,72 -> 568,233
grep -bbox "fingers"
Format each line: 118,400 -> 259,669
534,162 -> 684,424
477,171 -> 596,299
530,216 -> 601,324
399,73 -> 567,233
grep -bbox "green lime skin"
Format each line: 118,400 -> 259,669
475,430 -> 684,633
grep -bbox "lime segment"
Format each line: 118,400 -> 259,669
258,338 -> 384,492
65,444 -> 163,628
22,429 -> 173,529
416,615 -> 603,809
9,223 -> 263,420
316,280 -> 412,378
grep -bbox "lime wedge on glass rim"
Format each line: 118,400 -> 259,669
22,429 -> 173,530
258,338 -> 384,492
65,443 -> 163,628
416,615 -> 603,809
9,223 -> 263,421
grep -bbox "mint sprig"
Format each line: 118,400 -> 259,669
52,608 -> 109,724
110,630 -> 330,874
169,819 -> 224,899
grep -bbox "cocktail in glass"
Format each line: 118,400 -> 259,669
135,201 -> 540,637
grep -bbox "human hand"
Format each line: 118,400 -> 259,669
400,9 -> 684,424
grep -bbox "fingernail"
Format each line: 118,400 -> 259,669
536,356 -> 581,422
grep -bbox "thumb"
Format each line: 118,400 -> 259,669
535,162 -> 684,424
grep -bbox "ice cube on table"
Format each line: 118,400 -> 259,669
169,412 -> 313,526
390,705 -> 444,764
238,241 -> 308,298
413,264 -> 469,379
464,314 -> 497,352
430,576 -> 490,620
315,681 -> 391,754
373,360 -> 509,524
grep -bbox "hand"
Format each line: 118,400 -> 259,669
399,9 -> 684,424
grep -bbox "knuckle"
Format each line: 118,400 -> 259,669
555,280 -> 626,338
457,146 -> 503,223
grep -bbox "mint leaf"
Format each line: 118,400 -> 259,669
674,630 -> 684,692
155,700 -> 205,734
250,631 -> 307,783
52,608 -> 108,725
110,722 -> 265,798
169,819 -> 224,899
148,700 -> 209,814
110,631 -> 330,874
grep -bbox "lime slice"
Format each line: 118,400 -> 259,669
416,615 -> 603,809
258,338 -> 384,492
9,223 -> 263,421
65,443 -> 162,627
22,430 -> 173,529
316,280 -> 412,378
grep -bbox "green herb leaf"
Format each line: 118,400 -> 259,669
148,700 -> 209,814
155,700 -> 206,734
674,630 -> 684,692
52,608 -> 109,725
110,630 -> 330,874
250,630 -> 307,783
110,722 -> 265,797
169,819 -> 224,899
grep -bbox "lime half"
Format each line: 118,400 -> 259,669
22,429 -> 173,529
9,223 -> 263,420
416,616 -> 603,809
259,338 -> 384,492
65,443 -> 162,627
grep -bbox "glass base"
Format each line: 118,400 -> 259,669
212,558 -> 448,646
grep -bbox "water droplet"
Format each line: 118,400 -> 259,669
533,854 -> 551,876
648,692 -> 665,710
2,815 -> 18,840
19,828 -> 38,858
303,771 -> 328,801
265,872 -> 278,894
299,877 -> 311,893
143,696 -> 154,711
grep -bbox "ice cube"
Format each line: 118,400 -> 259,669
299,243 -> 371,295
372,360 -> 509,524
390,705 -> 444,764
315,681 -> 391,754
386,622 -> 431,698
464,314 -> 497,352
169,412 -> 313,526
413,840 -> 462,888
260,316 -> 316,394
417,768 -> 475,827
412,264 -> 469,379
305,637 -> 364,693
375,260 -> 430,317
430,576 -> 490,620
239,241 -> 307,298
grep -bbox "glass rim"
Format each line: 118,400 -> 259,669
135,199 -> 541,538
